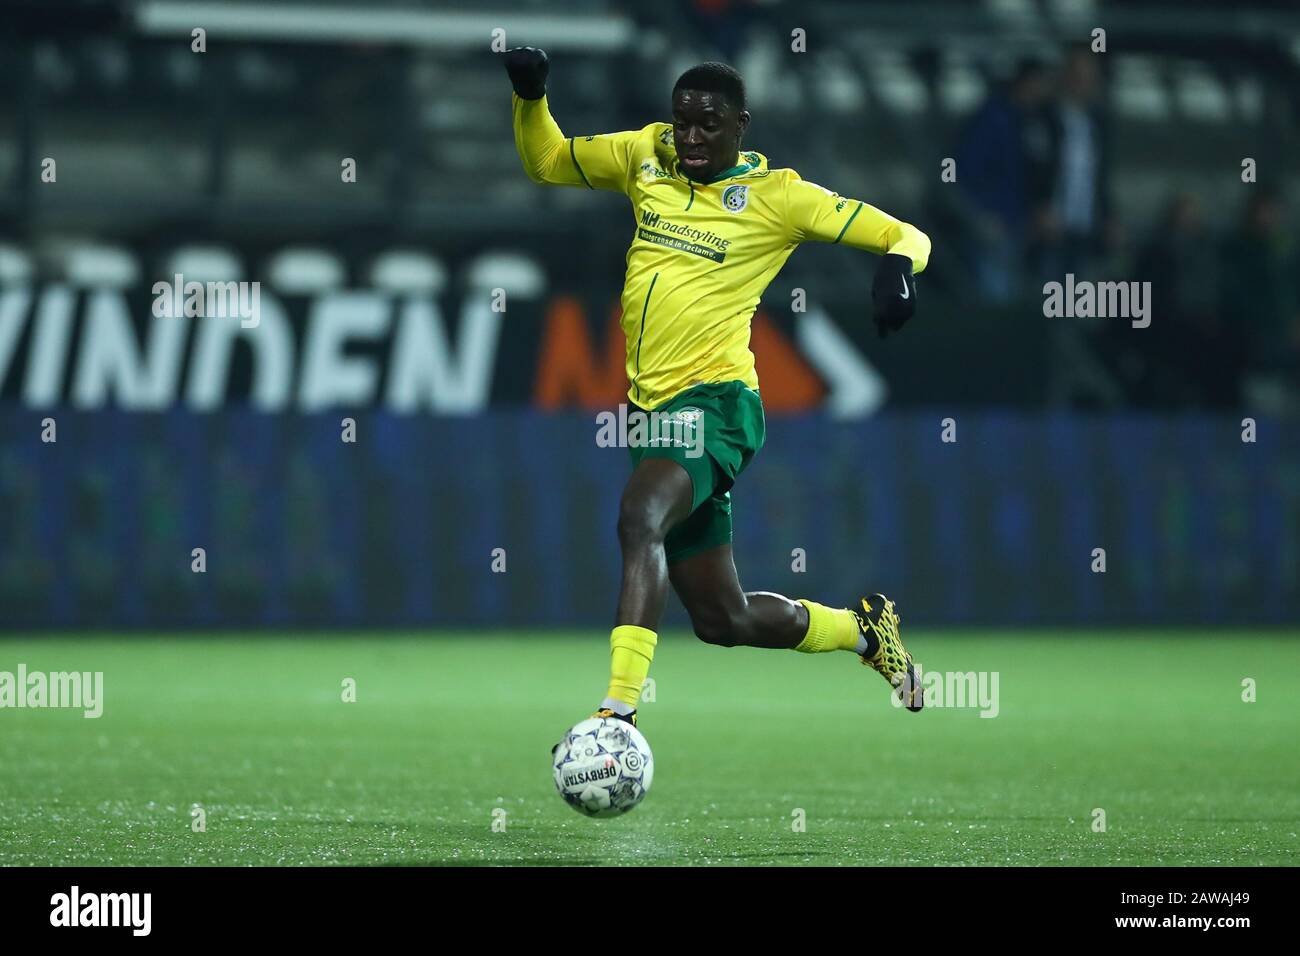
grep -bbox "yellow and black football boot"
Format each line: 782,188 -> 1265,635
590,707 -> 637,728
853,593 -> 923,712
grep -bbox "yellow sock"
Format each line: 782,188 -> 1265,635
606,625 -> 658,708
794,600 -> 861,653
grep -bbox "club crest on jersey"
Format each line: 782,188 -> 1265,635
722,184 -> 749,214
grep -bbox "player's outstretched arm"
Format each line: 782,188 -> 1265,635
505,46 -> 640,193
786,177 -> 932,338
506,46 -> 579,186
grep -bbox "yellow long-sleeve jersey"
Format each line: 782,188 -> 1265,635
513,93 -> 932,410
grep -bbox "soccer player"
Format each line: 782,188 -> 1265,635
505,48 -> 929,726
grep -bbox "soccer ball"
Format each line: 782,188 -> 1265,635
552,716 -> 654,818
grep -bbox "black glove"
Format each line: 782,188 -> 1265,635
871,253 -> 916,338
504,46 -> 549,100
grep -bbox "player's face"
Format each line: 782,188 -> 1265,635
672,90 -> 750,183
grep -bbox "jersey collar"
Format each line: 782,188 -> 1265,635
673,151 -> 763,184
704,151 -> 760,184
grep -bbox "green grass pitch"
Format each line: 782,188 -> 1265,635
1,632 -> 1297,866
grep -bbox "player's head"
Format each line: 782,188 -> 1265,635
671,62 -> 750,183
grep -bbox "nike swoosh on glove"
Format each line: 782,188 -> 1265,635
504,46 -> 549,101
871,253 -> 916,338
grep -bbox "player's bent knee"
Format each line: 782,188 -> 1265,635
616,501 -> 665,549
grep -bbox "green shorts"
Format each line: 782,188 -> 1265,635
627,380 -> 766,563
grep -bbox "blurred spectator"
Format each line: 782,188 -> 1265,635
1034,43 -> 1113,282
1224,191 -> 1300,413
951,58 -> 1055,303
685,0 -> 758,61
1038,44 -> 1125,409
1110,194 -> 1239,408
